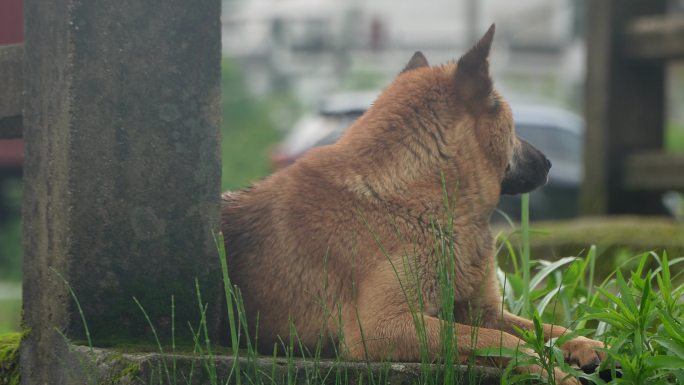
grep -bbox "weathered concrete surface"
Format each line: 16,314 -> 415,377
57,345 -> 504,385
21,0 -> 221,383
0,44 -> 23,138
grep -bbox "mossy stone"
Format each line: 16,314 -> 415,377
0,332 -> 25,385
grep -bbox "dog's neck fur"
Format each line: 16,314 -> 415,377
325,111 -> 499,227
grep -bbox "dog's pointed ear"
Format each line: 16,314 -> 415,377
401,51 -> 429,74
456,24 -> 495,100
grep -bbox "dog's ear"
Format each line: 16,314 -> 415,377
456,24 -> 495,101
401,51 -> 429,74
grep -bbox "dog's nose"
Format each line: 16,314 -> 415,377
545,157 -> 552,170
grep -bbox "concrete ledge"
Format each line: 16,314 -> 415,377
57,345 -> 503,385
623,152 -> 684,190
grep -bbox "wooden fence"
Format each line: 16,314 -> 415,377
582,0 -> 684,215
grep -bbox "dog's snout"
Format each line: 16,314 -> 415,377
501,139 -> 552,195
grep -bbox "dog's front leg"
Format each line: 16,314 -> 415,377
338,265 -> 580,385
342,308 -> 513,363
341,306 -> 579,385
497,310 -> 605,372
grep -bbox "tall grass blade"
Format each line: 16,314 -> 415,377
49,267 -> 93,351
214,231 -> 242,385
133,296 -> 173,385
520,193 -> 531,317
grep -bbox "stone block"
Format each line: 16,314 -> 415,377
21,0 -> 221,383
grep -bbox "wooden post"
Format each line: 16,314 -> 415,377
581,0 -> 667,215
21,0 -> 221,382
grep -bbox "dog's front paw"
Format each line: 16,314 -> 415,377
561,337 -> 605,373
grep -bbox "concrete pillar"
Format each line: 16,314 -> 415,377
21,0 -> 221,382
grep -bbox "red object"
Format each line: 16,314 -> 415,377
0,0 -> 24,172
0,139 -> 23,170
0,0 -> 23,44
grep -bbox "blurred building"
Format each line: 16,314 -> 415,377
221,0 -> 585,109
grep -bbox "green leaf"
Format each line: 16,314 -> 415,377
595,287 -> 637,326
661,252 -> 671,286
656,274 -> 671,309
645,355 -> 684,370
535,284 -> 564,316
651,336 -> 684,358
579,311 -> 632,329
528,257 -> 577,291
657,309 -> 684,342
634,254 -> 649,278
532,312 -> 544,345
638,271 -> 652,318
672,369 -> 684,384
616,270 -> 638,314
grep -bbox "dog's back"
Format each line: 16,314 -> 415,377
221,147 -> 373,353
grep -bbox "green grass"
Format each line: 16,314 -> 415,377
495,216 -> 684,384
666,121 -> 684,153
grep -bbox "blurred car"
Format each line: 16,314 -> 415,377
271,91 -> 379,168
271,92 -> 584,221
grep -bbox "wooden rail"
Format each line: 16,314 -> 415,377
623,152 -> 684,190
0,43 -> 23,139
625,15 -> 684,60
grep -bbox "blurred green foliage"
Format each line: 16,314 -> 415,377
666,121 -> 684,154
0,293 -> 20,334
220,59 -> 298,191
0,179 -> 21,281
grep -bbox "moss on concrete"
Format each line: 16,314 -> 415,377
497,216 -> 684,278
101,353 -> 141,385
0,332 -> 23,385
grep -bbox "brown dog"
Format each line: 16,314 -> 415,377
221,24 -> 602,384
